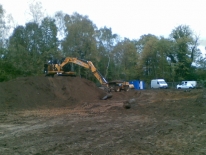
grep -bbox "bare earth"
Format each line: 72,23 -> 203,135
0,76 -> 206,155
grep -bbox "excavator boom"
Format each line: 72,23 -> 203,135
62,58 -> 108,84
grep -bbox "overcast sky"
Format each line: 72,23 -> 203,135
1,0 -> 206,54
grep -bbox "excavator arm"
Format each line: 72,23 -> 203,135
60,57 -> 108,85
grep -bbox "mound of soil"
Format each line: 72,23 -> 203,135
0,76 -> 107,111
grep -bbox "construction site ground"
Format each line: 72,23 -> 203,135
0,76 -> 206,155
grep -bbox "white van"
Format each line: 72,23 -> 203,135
151,79 -> 168,89
176,83 -> 194,89
181,81 -> 197,88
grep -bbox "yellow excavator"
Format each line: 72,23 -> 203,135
44,57 -> 131,99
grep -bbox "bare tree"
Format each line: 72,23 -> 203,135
28,0 -> 45,24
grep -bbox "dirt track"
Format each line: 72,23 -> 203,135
0,76 -> 206,155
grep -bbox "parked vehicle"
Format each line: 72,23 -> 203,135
181,81 -> 197,88
176,83 -> 194,89
151,79 -> 168,89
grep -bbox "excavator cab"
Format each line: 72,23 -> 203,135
44,59 -> 76,77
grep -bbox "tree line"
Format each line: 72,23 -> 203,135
0,3 -> 206,86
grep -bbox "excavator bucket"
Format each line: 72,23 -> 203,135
100,93 -> 112,100
101,93 -> 113,100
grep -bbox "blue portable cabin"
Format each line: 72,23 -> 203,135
129,80 -> 145,90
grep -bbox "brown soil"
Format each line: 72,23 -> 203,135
0,76 -> 206,155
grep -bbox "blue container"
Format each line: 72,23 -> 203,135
129,80 -> 145,90
129,80 -> 140,90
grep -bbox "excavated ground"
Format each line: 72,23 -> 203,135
0,76 -> 206,155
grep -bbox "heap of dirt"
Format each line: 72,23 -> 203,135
0,76 -> 108,111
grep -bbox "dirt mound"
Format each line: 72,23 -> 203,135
0,76 -> 107,111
